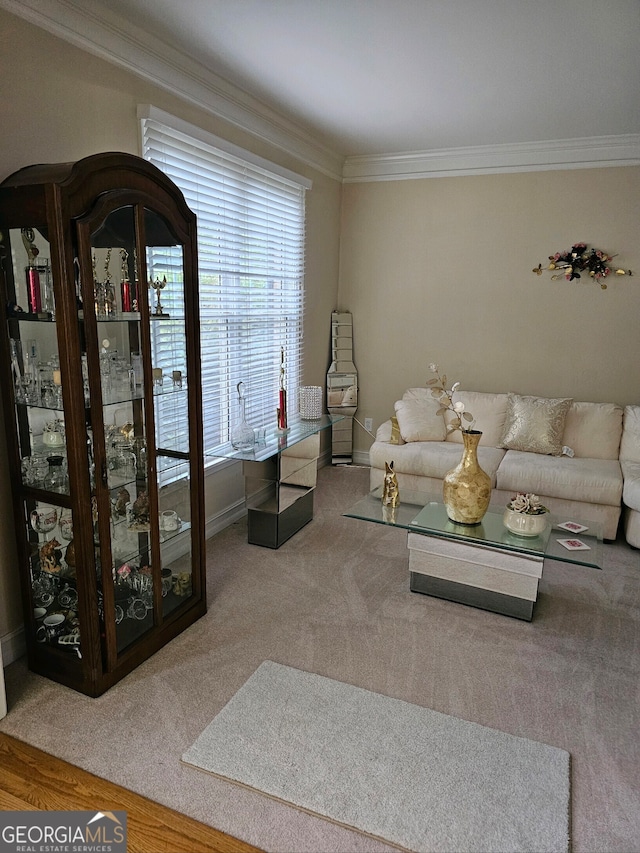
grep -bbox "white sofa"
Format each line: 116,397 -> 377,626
620,406 -> 640,548
370,388 -> 629,541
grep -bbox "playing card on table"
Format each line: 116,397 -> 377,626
557,537 -> 591,551
557,521 -> 588,533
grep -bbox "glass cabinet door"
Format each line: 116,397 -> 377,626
85,204 -> 153,657
145,208 -> 194,621
78,200 -> 197,664
2,224 -> 82,660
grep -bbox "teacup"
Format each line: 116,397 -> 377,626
42,421 -> 66,446
43,612 -> 65,639
58,584 -> 78,608
160,510 -> 180,531
42,430 -> 65,447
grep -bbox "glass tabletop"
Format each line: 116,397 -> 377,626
206,414 -> 342,463
344,487 -> 603,570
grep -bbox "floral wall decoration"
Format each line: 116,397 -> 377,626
532,242 -> 633,289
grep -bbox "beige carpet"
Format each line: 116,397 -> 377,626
1,465 -> 639,853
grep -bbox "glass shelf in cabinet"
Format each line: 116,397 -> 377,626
8,310 -> 55,323
159,519 -> 190,544
95,312 -> 141,323
156,453 -> 190,475
29,439 -> 67,457
151,315 -> 186,326
15,401 -> 64,413
101,388 -> 145,407
21,484 -> 71,503
112,541 -> 149,570
151,380 -> 188,396
106,470 -> 146,492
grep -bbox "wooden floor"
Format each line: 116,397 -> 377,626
0,732 -> 262,853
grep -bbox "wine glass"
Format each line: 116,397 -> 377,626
30,505 -> 58,542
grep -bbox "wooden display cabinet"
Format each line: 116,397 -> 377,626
0,153 -> 206,696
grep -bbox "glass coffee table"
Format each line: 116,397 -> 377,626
345,487 -> 603,620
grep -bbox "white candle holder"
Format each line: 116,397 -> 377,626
299,386 -> 323,420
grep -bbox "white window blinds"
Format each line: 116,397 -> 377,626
140,110 -> 308,454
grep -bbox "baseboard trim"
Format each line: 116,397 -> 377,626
1,626 -> 26,667
351,450 -> 371,467
205,498 -> 246,539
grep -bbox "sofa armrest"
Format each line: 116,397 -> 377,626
620,405 -> 640,463
621,459 -> 640,512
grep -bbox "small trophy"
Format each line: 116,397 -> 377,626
120,249 -> 137,313
21,228 -> 43,315
151,275 -> 169,317
276,346 -> 288,433
103,248 -> 116,317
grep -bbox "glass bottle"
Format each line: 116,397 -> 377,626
44,455 -> 67,492
230,381 -> 254,450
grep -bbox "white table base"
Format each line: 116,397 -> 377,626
407,530 -> 543,621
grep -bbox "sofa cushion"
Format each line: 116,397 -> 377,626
620,406 -> 640,463
621,460 -> 640,511
369,439 -> 506,486
499,394 -> 572,456
445,391 -> 509,447
375,419 -> 405,444
561,401 -> 623,460
496,449 -> 622,506
394,389 -> 447,442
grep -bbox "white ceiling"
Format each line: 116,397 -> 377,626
4,0 -> 640,175
85,0 -> 640,156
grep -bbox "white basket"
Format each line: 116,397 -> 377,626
299,386 -> 323,420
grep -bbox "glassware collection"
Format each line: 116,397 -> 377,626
8,239 -> 189,649
0,153 -> 206,695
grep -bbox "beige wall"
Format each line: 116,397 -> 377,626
339,168 -> 640,457
0,9 -> 341,648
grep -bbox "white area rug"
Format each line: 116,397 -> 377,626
182,661 -> 570,853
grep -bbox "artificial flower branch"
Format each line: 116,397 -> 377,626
532,242 -> 633,289
428,363 -> 475,433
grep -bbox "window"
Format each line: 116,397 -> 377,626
140,106 -> 310,455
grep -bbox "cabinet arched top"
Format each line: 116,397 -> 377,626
1,152 -> 195,229
76,189 -> 192,250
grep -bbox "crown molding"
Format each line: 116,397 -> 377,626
0,0 -> 345,181
3,1 -> 638,185
343,135 -> 640,182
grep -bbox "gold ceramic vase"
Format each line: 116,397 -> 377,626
443,430 -> 491,524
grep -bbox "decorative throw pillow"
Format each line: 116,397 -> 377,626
394,396 -> 447,442
389,416 -> 401,445
499,394 -> 573,456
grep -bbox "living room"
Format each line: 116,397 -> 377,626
0,2 -> 638,851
